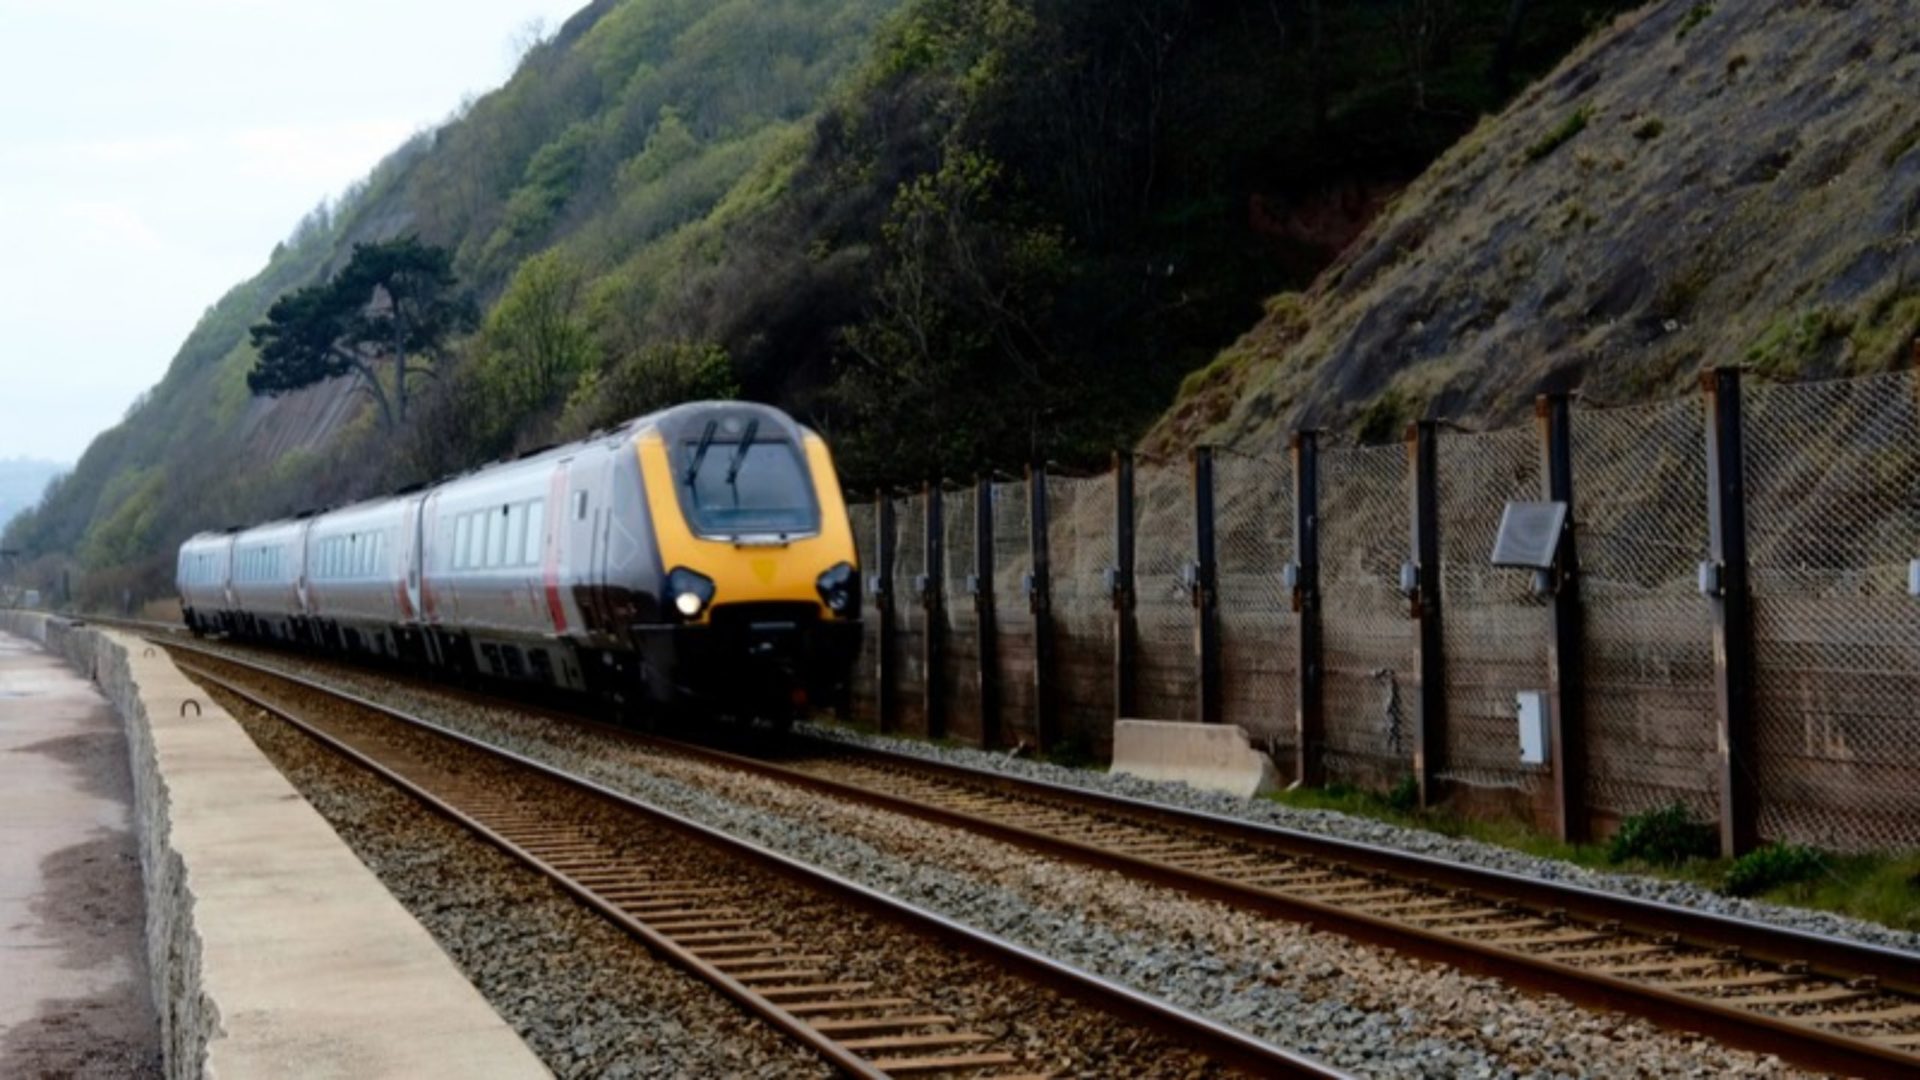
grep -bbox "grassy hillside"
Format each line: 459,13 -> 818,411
1155,0 -> 1920,452
6,0 -> 1633,607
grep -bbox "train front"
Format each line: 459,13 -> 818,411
634,403 -> 861,720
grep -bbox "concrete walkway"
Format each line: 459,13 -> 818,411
0,629 -> 161,1077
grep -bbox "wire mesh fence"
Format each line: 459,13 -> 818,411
832,364 -> 1920,852
1571,396 -> 1719,825
993,479 -> 1037,744
941,485 -> 982,744
1215,450 -> 1297,768
1133,462 -> 1196,723
1318,444 -> 1414,788
1742,371 -> 1920,852
892,491 -> 929,735
848,500 -> 880,725
1435,426 -> 1550,793
1050,473 -> 1116,757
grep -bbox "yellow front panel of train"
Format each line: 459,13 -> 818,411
637,432 -> 857,623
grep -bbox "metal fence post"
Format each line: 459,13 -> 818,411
1193,447 -> 1223,724
1409,421 -> 1447,808
924,482 -> 945,740
1538,394 -> 1588,843
875,492 -> 897,734
1029,464 -> 1057,751
975,476 -> 999,748
1704,368 -> 1759,857
1292,432 -> 1325,786
1113,453 -> 1138,724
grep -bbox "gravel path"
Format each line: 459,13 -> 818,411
204,665 -> 1231,1079
181,644 -> 1807,1078
795,722 -> 1920,956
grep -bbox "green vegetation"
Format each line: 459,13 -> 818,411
248,237 -> 472,428
5,0 -> 1640,610
1523,107 -> 1590,164
1607,803 -> 1718,867
1723,843 -> 1826,897
1676,3 -> 1713,41
1266,785 -> 1920,931
1745,307 -> 1854,378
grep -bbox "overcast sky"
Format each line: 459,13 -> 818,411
0,0 -> 590,465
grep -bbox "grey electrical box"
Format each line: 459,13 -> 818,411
1490,501 -> 1568,570
1517,691 -> 1549,766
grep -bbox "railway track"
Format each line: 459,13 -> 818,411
164,644 -> 1341,1079
126,625 -> 1920,1076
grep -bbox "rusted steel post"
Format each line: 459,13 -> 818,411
1408,421 -> 1447,808
1704,369 -> 1759,857
875,492 -> 897,734
924,483 -> 945,740
1193,447 -> 1223,724
1292,432 -> 1326,787
1538,394 -> 1588,843
975,476 -> 999,748
1112,453 -> 1138,725
1029,464 -> 1057,751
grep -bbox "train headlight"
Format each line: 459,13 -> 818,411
666,567 -> 716,620
815,562 -> 859,616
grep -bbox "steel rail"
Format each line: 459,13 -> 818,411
683,735 -> 1920,1080
168,645 -> 1346,1080
146,631 -> 1920,1076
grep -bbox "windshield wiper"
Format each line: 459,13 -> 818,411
725,419 -> 760,487
684,420 -> 718,486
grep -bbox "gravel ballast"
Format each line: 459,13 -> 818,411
178,644 -> 1819,1077
203,665 -> 1233,1079
796,721 -> 1920,956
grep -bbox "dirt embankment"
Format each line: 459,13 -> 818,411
1154,0 -> 1920,453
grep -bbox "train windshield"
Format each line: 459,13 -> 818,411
678,437 -> 820,537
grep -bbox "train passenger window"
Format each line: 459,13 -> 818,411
467,513 -> 484,569
454,516 -> 471,571
505,504 -> 525,567
525,501 -> 544,565
488,508 -> 507,568
575,490 -> 588,521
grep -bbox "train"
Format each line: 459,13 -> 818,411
176,401 -> 862,720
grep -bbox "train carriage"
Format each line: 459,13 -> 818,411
304,496 -> 417,659
227,518 -> 310,642
180,400 -> 862,723
177,531 -> 236,635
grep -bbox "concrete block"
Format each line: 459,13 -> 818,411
1109,719 -> 1281,799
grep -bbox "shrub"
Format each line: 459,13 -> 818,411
1523,108 -> 1590,164
1723,844 -> 1827,897
1676,4 -> 1713,41
1387,775 -> 1420,814
1609,804 -> 1717,866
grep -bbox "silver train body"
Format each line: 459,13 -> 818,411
177,402 -> 863,714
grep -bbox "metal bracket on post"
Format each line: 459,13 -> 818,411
875,492 -> 897,735
1112,453 -> 1138,726
1028,464 -> 1056,752
1538,394 -> 1587,843
1193,447 -> 1222,725
1292,432 -> 1325,787
924,483 -> 945,740
975,477 -> 999,749
1408,421 -> 1446,808
1704,368 -> 1759,857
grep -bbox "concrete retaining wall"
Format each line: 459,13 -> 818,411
0,612 -> 546,1079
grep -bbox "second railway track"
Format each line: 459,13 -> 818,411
166,641 -> 1340,1080
147,628 -> 1920,1077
